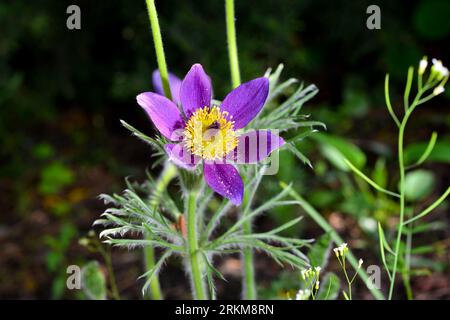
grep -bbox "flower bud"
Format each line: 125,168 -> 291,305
433,86 -> 444,96
419,58 -> 428,75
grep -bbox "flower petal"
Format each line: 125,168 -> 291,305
235,130 -> 285,163
136,92 -> 185,141
180,64 -> 212,118
220,77 -> 269,129
152,70 -> 182,105
165,144 -> 200,170
203,163 -> 243,205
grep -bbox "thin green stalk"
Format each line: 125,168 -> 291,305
98,244 -> 121,300
388,113 -> 408,300
403,207 -> 414,300
144,162 -> 177,300
403,187 -> 450,225
404,67 -> 414,111
385,75 -> 400,127
225,0 -> 255,299
388,87 -> 424,299
187,190 -> 207,300
225,0 -> 241,88
144,246 -> 163,300
241,189 -> 256,299
281,182 -> 385,300
143,0 -> 174,298
145,0 -> 172,100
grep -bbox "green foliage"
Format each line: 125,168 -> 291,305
313,133 -> 366,171
307,233 -> 332,269
39,162 -> 74,195
316,272 -> 340,300
44,223 -> 77,298
82,261 -> 107,300
404,140 -> 450,165
403,170 -> 436,201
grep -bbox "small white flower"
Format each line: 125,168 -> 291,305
432,58 -> 443,69
358,259 -> 363,268
301,269 -> 307,280
338,243 -> 348,256
315,281 -> 320,290
295,289 -> 311,300
333,247 -> 339,257
433,85 -> 445,95
432,59 -> 448,80
419,58 -> 428,75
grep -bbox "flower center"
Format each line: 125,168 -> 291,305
184,106 -> 238,160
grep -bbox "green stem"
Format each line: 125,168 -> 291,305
225,0 -> 241,88
98,245 -> 121,300
282,183 -> 385,300
225,0 -> 255,299
403,207 -> 414,300
388,116 -> 407,300
145,0 -> 172,100
187,190 -> 207,300
144,246 -> 163,300
241,189 -> 256,299
144,162 -> 177,300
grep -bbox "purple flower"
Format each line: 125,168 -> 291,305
137,64 -> 284,205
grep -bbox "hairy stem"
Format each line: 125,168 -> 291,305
225,0 -> 241,88
187,190 -> 207,300
144,162 -> 177,300
145,0 -> 172,99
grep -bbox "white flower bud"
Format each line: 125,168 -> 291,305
419,58 -> 428,75
333,248 -> 339,257
433,86 -> 444,96
358,259 -> 363,268
431,59 -> 448,80
301,269 -> 307,280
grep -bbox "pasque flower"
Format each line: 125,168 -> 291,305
138,64 -> 284,205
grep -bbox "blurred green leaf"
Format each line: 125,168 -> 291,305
372,158 -> 388,189
46,251 -> 61,272
313,133 -> 366,171
82,261 -> 107,300
32,143 -> 55,160
51,275 -> 66,299
404,140 -> 450,165
402,170 -> 436,201
316,272 -> 340,300
308,233 -> 332,269
38,162 -> 74,195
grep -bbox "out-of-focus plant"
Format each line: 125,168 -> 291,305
281,184 -> 385,300
344,57 -> 450,299
79,231 -> 120,300
44,223 -> 77,298
332,243 -> 364,300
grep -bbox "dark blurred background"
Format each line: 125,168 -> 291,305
1,0 -> 449,299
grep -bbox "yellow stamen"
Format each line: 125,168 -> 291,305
184,106 -> 238,161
